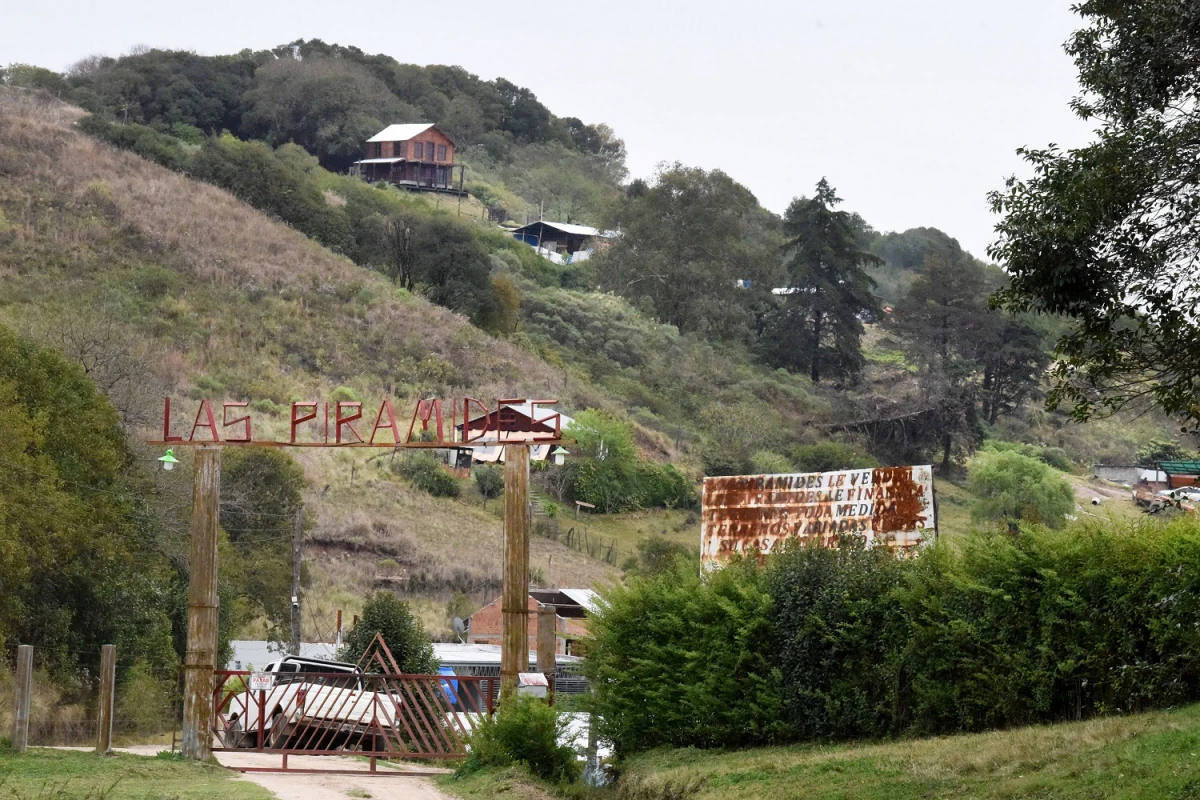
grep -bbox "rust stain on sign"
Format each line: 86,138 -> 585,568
701,466 -> 935,566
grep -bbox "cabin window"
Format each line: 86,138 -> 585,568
437,145 -> 447,162
413,141 -> 424,159
393,140 -> 406,159
366,142 -> 379,159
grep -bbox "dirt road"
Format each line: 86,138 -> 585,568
116,746 -> 457,800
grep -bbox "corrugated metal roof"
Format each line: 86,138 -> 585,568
367,123 -> 436,142
356,158 -> 404,164
1160,461 -> 1200,475
512,221 -> 618,239
559,588 -> 600,614
433,643 -> 581,666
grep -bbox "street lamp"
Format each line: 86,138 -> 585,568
550,446 -> 568,467
158,448 -> 180,471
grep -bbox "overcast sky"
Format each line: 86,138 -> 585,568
2,0 -> 1093,259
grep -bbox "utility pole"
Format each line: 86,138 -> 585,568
500,445 -> 530,700
182,446 -> 220,761
290,505 -> 303,656
537,605 -> 557,706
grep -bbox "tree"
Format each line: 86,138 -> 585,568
968,450 -> 1075,529
760,179 -> 881,384
564,410 -> 641,512
240,57 -> 417,171
340,591 -> 437,672
1136,439 -> 1194,468
989,1 -> 1200,428
474,464 -> 504,508
593,164 -> 782,341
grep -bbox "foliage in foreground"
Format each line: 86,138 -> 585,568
588,520 -> 1200,756
458,694 -> 579,784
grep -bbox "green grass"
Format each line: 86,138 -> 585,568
441,703 -> 1200,800
0,748 -> 274,799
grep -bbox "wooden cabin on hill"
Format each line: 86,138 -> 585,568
353,123 -> 466,195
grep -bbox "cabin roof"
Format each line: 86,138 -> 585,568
511,220 -> 616,239
367,123 -> 454,145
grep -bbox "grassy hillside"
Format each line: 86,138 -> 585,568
0,89 -> 618,636
444,702 -> 1200,800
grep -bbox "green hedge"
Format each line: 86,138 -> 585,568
587,519 -> 1200,757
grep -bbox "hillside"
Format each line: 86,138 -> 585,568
0,77 -> 1187,643
0,89 -> 618,636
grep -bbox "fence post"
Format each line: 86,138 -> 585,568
12,645 -> 32,753
96,644 -> 116,754
537,606 -> 557,706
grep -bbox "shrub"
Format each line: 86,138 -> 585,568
115,661 -> 172,738
1136,438 -> 1194,467
459,694 -> 579,783
969,450 -> 1075,528
330,386 -> 361,404
792,441 -> 878,473
474,465 -> 504,507
395,454 -> 460,498
339,592 -> 437,672
635,463 -> 696,509
587,559 -> 783,757
750,450 -> 795,475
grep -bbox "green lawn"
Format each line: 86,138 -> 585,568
441,702 -> 1200,800
0,748 -> 274,800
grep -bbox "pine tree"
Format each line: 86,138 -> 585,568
760,179 -> 880,383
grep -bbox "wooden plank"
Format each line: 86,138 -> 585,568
182,446 -> 221,761
12,645 -> 32,753
96,644 -> 115,753
501,445 -> 530,701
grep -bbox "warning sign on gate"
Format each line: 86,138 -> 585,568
248,672 -> 274,692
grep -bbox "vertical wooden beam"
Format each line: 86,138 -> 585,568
182,446 -> 220,761
537,606 -> 557,706
290,505 -> 303,656
501,445 -> 530,701
12,645 -> 32,753
96,644 -> 115,754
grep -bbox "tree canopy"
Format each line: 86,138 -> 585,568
760,179 -> 880,383
989,1 -> 1200,428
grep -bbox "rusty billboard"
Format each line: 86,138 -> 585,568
701,466 -> 936,567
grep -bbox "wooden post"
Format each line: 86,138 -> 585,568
501,444 -> 530,701
537,606 -> 557,706
12,645 -> 32,753
182,446 -> 220,761
290,505 -> 303,656
96,644 -> 115,754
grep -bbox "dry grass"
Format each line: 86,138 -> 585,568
0,88 -> 620,644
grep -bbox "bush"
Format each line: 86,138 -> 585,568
750,450 -> 795,475
459,694 -> 579,783
969,450 -> 1075,528
474,465 -> 504,507
339,592 -> 437,672
586,559 -> 783,757
792,442 -> 878,473
635,463 -> 696,509
115,661 -> 172,738
395,453 -> 461,498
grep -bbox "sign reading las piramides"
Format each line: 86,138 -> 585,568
700,466 -> 936,566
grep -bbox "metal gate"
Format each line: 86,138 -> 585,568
210,637 -> 495,772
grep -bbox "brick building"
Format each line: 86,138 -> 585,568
353,123 -> 466,194
466,588 -> 597,656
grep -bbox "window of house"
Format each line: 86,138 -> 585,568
366,142 -> 378,159
413,141 -> 424,159
437,145 -> 447,162
393,140 -> 406,159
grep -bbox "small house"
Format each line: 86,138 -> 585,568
354,123 -> 466,194
454,400 -> 573,464
511,221 -> 616,263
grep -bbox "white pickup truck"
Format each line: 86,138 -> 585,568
221,655 -> 408,751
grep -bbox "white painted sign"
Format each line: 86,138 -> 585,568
248,672 -> 275,692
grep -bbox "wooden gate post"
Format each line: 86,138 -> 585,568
182,446 -> 221,761
96,644 -> 116,754
537,606 -> 557,705
12,645 -> 32,753
501,445 -> 530,701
